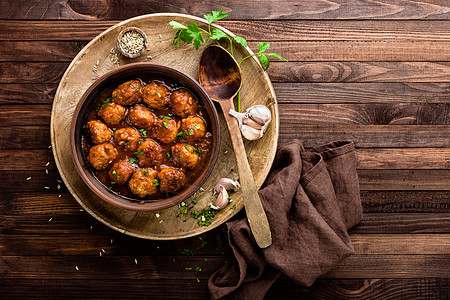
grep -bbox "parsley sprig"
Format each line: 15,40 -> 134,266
170,9 -> 287,111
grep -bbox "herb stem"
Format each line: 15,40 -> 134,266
239,52 -> 259,66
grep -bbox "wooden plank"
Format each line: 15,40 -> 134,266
1,20 -> 450,42
3,40 -> 450,62
1,189 -> 449,215
247,40 -> 450,62
279,125 -> 450,148
0,83 -> 57,104
325,254 -> 450,278
1,254 -> 449,279
2,213 -> 449,235
350,213 -> 450,234
0,126 -> 50,149
1,234 -> 448,256
358,170 -> 450,191
1,278 -> 448,299
268,62 -> 450,83
274,83 -> 450,104
3,125 -> 449,149
0,62 -> 67,84
0,41 -> 85,61
279,103 -> 450,125
1,1 -> 449,20
2,148 -> 449,171
2,62 -> 450,84
1,125 -> 449,150
0,105 -> 50,126
2,82 -> 449,105
267,278 -> 449,300
361,191 -> 450,213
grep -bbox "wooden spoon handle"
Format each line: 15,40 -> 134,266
220,99 -> 272,248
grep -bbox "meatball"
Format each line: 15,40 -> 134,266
86,120 -> 111,144
152,118 -> 179,144
142,81 -> 170,110
87,143 -> 118,170
98,102 -> 126,127
109,160 -> 136,185
158,167 -> 186,193
171,143 -> 199,169
170,89 -> 198,118
181,117 -> 206,141
114,127 -> 140,151
112,80 -> 143,106
127,104 -> 155,129
136,139 -> 163,167
128,168 -> 158,197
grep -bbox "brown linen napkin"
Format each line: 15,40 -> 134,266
208,140 -> 363,299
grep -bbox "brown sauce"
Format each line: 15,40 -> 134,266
81,75 -> 213,202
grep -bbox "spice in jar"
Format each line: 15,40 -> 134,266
119,30 -> 145,55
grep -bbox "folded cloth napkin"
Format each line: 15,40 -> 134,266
208,140 -> 363,299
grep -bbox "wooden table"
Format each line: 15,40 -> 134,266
1,1 -> 449,298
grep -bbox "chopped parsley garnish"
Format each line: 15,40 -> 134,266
193,147 -> 200,154
163,121 -> 169,128
191,208 -> 217,226
136,88 -> 140,91
185,145 -> 190,150
129,157 -> 138,163
153,179 -> 159,186
113,92 -> 117,97
134,151 -> 145,155
166,152 -> 172,161
193,124 -> 201,130
188,129 -> 194,135
142,170 -> 149,175
112,170 -> 120,178
138,140 -> 143,145
231,205 -> 236,210
96,98 -> 111,111
110,181 -> 116,185
181,249 -> 193,256
177,130 -> 186,140
154,92 -> 161,97
138,129 -> 147,137
112,127 -> 116,130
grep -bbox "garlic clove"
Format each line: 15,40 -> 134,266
214,178 -> 241,194
210,185 -> 229,210
241,124 -> 263,141
243,117 -> 263,130
228,109 -> 246,128
247,105 -> 272,126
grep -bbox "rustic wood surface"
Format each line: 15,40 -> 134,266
0,0 -> 449,299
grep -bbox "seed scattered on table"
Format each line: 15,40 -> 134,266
75,266 -> 79,271
48,217 -> 52,222
45,162 -> 50,167
26,177 -> 31,181
134,258 -> 138,264
44,186 -> 50,189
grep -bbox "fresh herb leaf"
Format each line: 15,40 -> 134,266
163,121 -> 169,128
129,157 -> 138,163
138,128 -> 147,138
233,36 -> 247,47
259,54 -> 270,70
193,124 -> 201,130
204,8 -> 228,24
153,179 -> 159,186
258,41 -> 270,53
169,21 -> 187,30
142,169 -> 149,175
188,129 -> 194,135
209,28 -> 228,41
265,53 -> 288,61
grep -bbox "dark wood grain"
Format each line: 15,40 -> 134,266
1,0 -> 449,20
1,2 -> 449,299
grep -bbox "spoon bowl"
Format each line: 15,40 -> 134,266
199,45 -> 242,101
199,45 -> 272,248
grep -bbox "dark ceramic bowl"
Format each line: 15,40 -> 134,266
70,63 -> 220,211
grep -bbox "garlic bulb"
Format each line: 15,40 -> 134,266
214,178 -> 240,194
229,105 -> 272,141
210,185 -> 229,210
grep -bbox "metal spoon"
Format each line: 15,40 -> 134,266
198,44 -> 272,248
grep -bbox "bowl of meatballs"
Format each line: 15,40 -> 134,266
70,63 -> 221,211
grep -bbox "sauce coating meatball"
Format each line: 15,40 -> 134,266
98,102 -> 126,127
152,118 -> 179,144
142,81 -> 170,110
128,168 -> 158,197
86,120 -> 111,144
181,117 -> 206,142
158,167 -> 186,192
136,139 -> 163,167
127,104 -> 155,129
87,143 -> 118,170
109,160 -> 136,185
170,89 -> 198,118
171,143 -> 199,169
112,80 -> 143,106
113,127 -> 140,151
